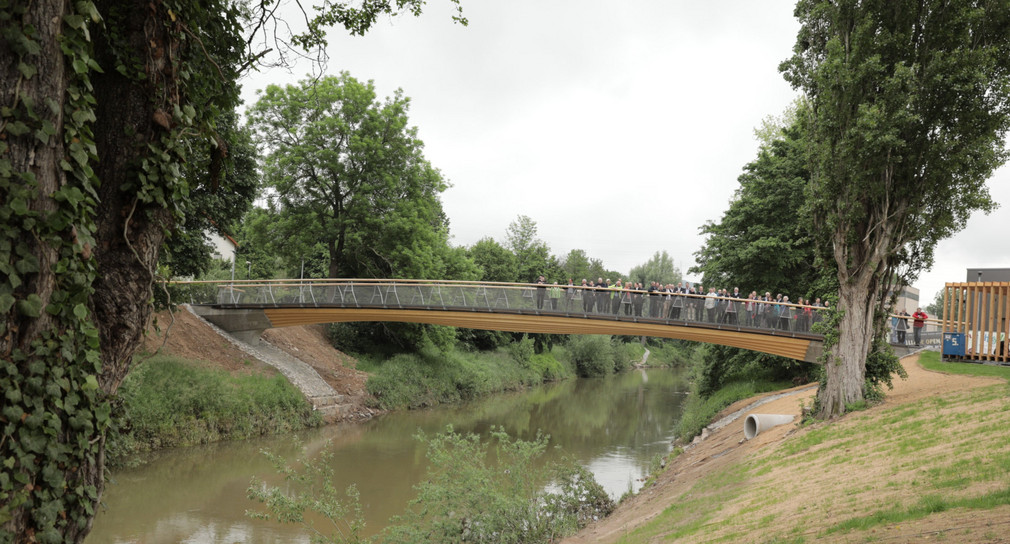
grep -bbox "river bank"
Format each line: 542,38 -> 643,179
564,352 -> 1010,543
142,306 -> 377,422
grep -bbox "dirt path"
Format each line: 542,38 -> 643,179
564,352 -> 1006,543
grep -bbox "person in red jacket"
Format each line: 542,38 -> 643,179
912,307 -> 928,346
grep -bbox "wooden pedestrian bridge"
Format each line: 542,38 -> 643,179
176,279 -> 827,363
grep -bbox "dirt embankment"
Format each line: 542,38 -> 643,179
142,307 -> 374,422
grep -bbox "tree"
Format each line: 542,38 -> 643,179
468,237 -> 519,283
752,96 -> 806,149
691,121 -> 821,296
561,249 -> 592,282
924,289 -> 945,318
628,250 -> 682,287
0,1 -> 464,540
781,0 -> 1010,417
504,215 -> 563,282
690,118 -> 823,395
247,73 -> 450,280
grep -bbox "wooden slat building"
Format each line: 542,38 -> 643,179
942,282 -> 1009,364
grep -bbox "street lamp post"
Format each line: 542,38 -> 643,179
246,260 -> 251,280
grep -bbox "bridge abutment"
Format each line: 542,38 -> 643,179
190,306 -> 272,344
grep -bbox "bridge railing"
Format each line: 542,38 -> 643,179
171,279 -> 831,338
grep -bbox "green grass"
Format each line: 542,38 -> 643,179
919,350 -> 1010,379
674,379 -> 795,442
823,486 -> 1010,537
109,355 -> 322,467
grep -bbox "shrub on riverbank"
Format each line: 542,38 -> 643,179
108,355 -> 322,467
362,345 -> 574,410
561,334 -> 642,377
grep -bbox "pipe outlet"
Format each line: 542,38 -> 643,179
744,414 -> 795,440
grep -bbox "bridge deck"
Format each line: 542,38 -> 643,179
177,279 -> 826,363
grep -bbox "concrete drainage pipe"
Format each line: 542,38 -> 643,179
744,414 -> 795,440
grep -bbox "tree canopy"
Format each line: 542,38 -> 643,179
690,115 -> 823,396
247,73 -> 454,280
628,250 -> 682,287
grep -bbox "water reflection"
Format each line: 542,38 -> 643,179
88,368 -> 688,543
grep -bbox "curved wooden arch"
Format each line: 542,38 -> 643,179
261,307 -> 822,363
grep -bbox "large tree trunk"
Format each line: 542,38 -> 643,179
1,1 -> 174,541
90,0 -> 173,394
816,205 -> 898,418
1,0 -> 80,539
818,278 -> 876,417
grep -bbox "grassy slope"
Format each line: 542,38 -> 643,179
618,352 -> 1010,543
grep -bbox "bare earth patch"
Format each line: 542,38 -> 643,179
565,354 -> 1009,543
262,324 -> 371,408
142,307 -> 375,423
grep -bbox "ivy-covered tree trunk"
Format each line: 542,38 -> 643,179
1,1 -> 108,539
90,0 -> 174,393
4,1 -> 465,539
2,0 -> 209,540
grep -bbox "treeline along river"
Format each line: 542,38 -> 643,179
87,368 -> 690,543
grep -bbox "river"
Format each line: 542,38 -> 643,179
87,367 -> 689,543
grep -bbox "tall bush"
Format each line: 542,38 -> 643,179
567,335 -> 615,377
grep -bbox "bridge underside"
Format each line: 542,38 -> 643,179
253,307 -> 823,363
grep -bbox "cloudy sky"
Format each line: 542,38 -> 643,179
242,0 -> 1010,306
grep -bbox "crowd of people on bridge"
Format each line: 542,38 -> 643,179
532,276 -> 828,333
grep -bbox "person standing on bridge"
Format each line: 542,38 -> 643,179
535,275 -> 547,310
912,307 -> 928,346
549,282 -> 562,310
596,278 -> 609,314
671,283 -> 685,320
611,280 -> 623,314
622,281 -> 634,315
725,287 -> 740,325
633,282 -> 645,316
705,287 -> 718,323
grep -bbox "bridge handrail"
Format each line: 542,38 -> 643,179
169,278 -> 826,308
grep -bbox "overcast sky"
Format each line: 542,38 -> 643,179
242,0 -> 1010,306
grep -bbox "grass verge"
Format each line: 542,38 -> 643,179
674,379 -> 794,442
919,349 -> 1010,379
